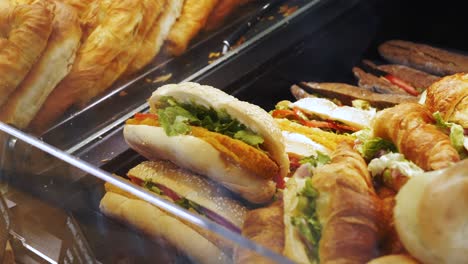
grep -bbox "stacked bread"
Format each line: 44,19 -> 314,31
0,0 -> 255,133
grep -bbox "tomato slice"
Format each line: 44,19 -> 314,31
134,113 -> 158,120
385,75 -> 419,96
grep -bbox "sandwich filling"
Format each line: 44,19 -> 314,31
128,175 -> 241,233
127,96 -> 281,184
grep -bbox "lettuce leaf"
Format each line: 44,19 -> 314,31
354,128 -> 397,160
143,179 -> 162,195
433,112 -> 467,157
157,97 -> 264,148
299,151 -> 331,168
291,178 -> 321,264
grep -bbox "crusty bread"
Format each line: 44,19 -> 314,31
128,160 -> 247,229
125,0 -> 183,75
124,125 -> 276,204
150,82 -> 290,179
425,73 -> 468,128
367,254 -> 419,264
395,159 -> 468,264
0,0 -> 81,129
0,1 -> 54,107
100,192 -> 229,264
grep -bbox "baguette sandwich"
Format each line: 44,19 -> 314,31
123,82 -> 289,204
100,160 -> 248,263
235,142 -> 383,264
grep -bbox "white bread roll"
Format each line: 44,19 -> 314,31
0,0 -> 81,129
124,125 -> 276,204
395,159 -> 468,264
149,82 -> 290,180
100,192 -> 229,264
128,160 -> 247,229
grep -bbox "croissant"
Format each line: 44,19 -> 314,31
0,0 -> 81,129
372,103 -> 460,171
0,1 -> 54,107
204,0 -> 253,31
29,0 -> 145,133
425,73 -> 468,128
312,142 -> 383,263
124,0 -> 183,75
166,0 -> 219,56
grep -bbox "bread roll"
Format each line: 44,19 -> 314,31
425,73 -> 468,128
166,0 -> 219,56
128,160 -> 248,229
395,159 -> 468,264
0,1 -> 54,107
149,82 -> 290,179
100,192 -> 229,264
0,0 -> 81,129
124,125 -> 276,204
372,103 -> 460,171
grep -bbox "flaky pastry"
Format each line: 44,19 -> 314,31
0,1 -> 53,107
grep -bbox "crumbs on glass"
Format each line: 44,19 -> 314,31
279,5 -> 298,17
152,73 -> 173,83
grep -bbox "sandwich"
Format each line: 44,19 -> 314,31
100,160 -> 248,264
123,82 -> 290,204
378,40 -> 468,76
235,142 -> 383,264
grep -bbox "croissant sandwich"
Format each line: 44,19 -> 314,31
100,160 -> 248,263
235,142 -> 383,264
372,102 -> 460,171
123,82 -> 289,204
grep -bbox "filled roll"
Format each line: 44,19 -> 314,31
124,82 -> 289,204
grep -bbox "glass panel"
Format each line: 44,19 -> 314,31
0,123 -> 290,263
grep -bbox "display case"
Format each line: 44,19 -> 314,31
1,0 -> 467,263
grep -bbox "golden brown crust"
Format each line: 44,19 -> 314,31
166,0 -> 219,56
29,0 -> 145,133
0,0 -> 81,129
425,73 -> 468,128
0,1 -> 54,107
372,103 -> 460,171
125,0 -> 183,75
204,0 -> 252,31
312,142 -> 382,264
234,201 -> 285,264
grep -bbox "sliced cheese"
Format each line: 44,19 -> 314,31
292,97 -> 376,129
282,131 -> 331,157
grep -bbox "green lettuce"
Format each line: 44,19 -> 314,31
291,178 -> 321,264
354,128 -> 397,160
299,151 -> 331,168
434,112 -> 467,157
143,179 -> 162,195
157,97 -> 264,148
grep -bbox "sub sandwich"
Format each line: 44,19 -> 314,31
235,142 -> 383,264
100,160 -> 248,263
123,82 -> 290,204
